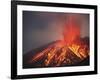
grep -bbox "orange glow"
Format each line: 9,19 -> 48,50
30,41 -> 89,66
29,16 -> 89,67
63,16 -> 80,45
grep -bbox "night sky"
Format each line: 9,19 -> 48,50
23,11 -> 89,54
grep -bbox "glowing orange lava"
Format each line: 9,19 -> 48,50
29,16 -> 89,67
63,16 -> 80,46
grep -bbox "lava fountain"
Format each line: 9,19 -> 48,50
63,15 -> 81,46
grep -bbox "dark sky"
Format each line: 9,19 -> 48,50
23,11 -> 89,54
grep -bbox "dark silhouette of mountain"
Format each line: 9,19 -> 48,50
23,37 -> 89,69
23,40 -> 62,68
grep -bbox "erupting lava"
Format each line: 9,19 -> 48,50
63,16 -> 80,46
24,16 -> 89,68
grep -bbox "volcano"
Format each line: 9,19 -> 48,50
23,15 -> 89,68
23,37 -> 89,68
